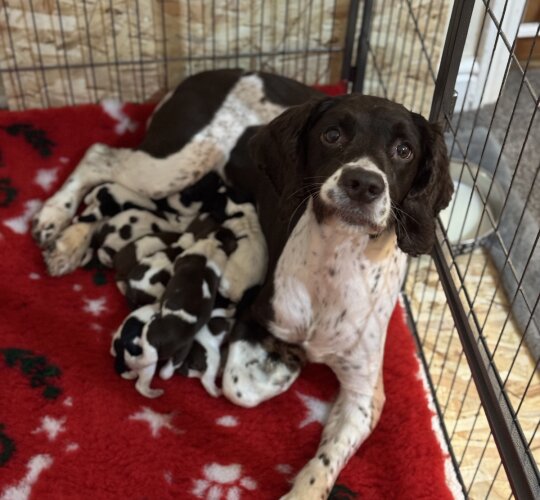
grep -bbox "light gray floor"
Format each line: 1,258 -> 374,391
455,67 -> 540,218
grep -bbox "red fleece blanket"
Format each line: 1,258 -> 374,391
0,99 -> 453,500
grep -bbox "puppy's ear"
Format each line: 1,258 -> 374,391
249,97 -> 333,195
396,113 -> 454,256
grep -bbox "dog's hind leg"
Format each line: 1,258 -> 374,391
43,221 -> 100,276
32,143 -> 121,247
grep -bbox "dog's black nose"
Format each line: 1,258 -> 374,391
338,168 -> 385,203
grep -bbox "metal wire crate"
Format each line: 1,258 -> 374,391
0,0 -> 539,497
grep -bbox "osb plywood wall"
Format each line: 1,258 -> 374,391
364,0 -> 452,117
0,0 -> 451,111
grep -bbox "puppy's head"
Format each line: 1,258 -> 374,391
250,94 -> 453,256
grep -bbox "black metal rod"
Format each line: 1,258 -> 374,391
429,0 -> 474,123
351,0 -> 374,93
340,0 -> 361,82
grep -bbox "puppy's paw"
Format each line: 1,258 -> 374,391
32,202 -> 73,247
200,378 -> 222,398
136,385 -> 164,399
121,371 -> 138,380
42,223 -> 93,276
159,360 -> 175,380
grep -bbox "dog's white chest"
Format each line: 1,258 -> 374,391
271,206 -> 406,366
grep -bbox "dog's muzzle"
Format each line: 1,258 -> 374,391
320,162 -> 390,232
338,167 -> 385,205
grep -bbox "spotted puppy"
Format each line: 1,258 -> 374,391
112,229 -> 238,398
173,293 -> 236,397
113,231 -> 185,289
112,293 -> 234,398
92,208 -> 189,267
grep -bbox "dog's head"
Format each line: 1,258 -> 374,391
250,94 -> 453,256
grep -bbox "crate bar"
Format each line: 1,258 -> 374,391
340,0 -> 361,83
351,0 -> 373,93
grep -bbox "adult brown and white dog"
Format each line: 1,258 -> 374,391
32,69 -> 453,499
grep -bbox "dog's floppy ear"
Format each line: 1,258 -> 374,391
249,97 -> 333,196
396,113 -> 454,256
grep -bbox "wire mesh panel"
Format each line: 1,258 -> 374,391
0,0 -> 355,109
362,0 -> 540,497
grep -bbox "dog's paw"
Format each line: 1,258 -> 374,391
280,464 -> 330,500
32,202 -> 73,247
201,378 -> 222,398
42,223 -> 93,276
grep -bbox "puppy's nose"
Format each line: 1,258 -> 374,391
338,168 -> 385,203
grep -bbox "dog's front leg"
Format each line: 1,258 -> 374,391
282,371 -> 385,500
32,143 -> 120,247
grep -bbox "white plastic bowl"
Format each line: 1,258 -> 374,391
439,160 -> 505,253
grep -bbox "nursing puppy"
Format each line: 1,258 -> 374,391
112,232 -> 233,398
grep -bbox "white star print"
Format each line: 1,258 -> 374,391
3,199 -> 42,234
0,454 -> 53,500
34,167 -> 59,192
215,415 -> 239,427
128,407 -> 181,437
296,392 -> 331,428
65,443 -> 79,453
82,297 -> 107,316
32,415 -> 67,441
101,99 -> 138,135
29,272 -> 41,280
275,464 -> 293,475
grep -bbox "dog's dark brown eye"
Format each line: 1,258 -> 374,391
396,143 -> 412,160
322,127 -> 341,144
